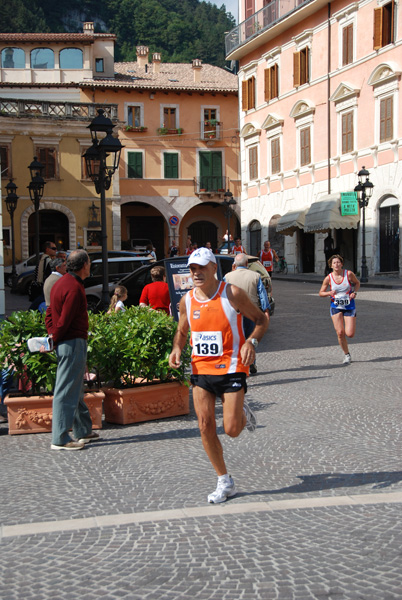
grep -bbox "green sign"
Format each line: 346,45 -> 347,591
341,192 -> 358,216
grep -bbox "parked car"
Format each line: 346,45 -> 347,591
84,256 -> 151,289
130,239 -> 153,255
14,269 -> 36,295
4,254 -> 40,287
217,241 -> 235,254
117,254 -> 274,319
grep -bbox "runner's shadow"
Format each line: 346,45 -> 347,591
235,470 -> 402,498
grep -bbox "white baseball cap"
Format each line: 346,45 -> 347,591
187,247 -> 217,266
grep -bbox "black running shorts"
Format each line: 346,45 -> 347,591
190,373 -> 247,397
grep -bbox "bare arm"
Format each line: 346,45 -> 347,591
348,271 -> 360,297
319,275 -> 333,298
169,296 -> 189,368
226,284 -> 269,367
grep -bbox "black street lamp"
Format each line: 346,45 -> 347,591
27,156 -> 46,267
83,108 -> 123,309
222,189 -> 237,247
354,166 -> 374,284
5,179 -> 19,291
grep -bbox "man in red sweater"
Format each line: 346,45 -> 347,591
45,249 -> 99,450
139,265 -> 171,314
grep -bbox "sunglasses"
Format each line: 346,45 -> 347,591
50,246 -> 57,250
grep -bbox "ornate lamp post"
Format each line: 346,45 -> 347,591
5,179 -> 19,291
354,166 -> 374,283
27,157 -> 46,267
222,189 -> 237,247
83,108 -> 123,309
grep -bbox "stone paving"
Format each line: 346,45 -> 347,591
0,280 -> 401,599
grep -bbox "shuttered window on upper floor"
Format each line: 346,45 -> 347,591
242,77 -> 256,111
380,96 -> 393,142
300,127 -> 311,166
342,24 -> 353,66
264,64 -> 279,101
373,0 -> 395,49
164,153 -> 179,179
271,138 -> 281,174
293,47 -> 309,87
127,151 -> 143,178
342,111 -> 354,154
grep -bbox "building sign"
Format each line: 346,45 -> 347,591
341,192 -> 358,216
169,215 -> 179,227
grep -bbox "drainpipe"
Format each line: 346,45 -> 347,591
327,3 -> 331,195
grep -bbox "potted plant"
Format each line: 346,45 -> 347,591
125,125 -> 147,132
87,307 -> 191,425
0,311 -> 103,435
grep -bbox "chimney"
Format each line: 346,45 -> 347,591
136,46 -> 149,69
192,59 -> 202,83
152,53 -> 161,74
83,22 -> 94,35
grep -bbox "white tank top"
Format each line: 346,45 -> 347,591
329,270 -> 355,310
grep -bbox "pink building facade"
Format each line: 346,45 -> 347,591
226,0 -> 401,276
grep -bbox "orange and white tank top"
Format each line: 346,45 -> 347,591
185,281 -> 248,375
259,249 -> 273,269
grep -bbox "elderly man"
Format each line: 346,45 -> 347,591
225,253 -> 270,374
43,257 -> 67,306
45,249 -> 99,450
169,247 -> 268,503
259,241 -> 278,275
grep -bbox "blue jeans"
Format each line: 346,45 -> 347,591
52,338 -> 92,446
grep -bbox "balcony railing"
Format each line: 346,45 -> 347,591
200,121 -> 223,141
225,0 -> 312,56
0,98 -> 119,121
194,176 -> 229,194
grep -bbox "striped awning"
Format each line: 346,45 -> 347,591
276,208 -> 308,236
304,194 -> 360,233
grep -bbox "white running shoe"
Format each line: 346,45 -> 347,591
343,353 -> 352,365
243,398 -> 257,432
208,476 -> 236,504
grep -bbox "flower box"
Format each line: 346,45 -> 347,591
5,391 -> 104,435
125,126 -> 148,132
103,381 -> 189,425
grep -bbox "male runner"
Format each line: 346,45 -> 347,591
169,247 -> 268,503
259,240 -> 278,275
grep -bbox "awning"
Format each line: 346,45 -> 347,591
276,208 -> 308,236
304,194 -> 360,233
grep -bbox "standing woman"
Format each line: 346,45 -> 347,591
319,254 -> 360,364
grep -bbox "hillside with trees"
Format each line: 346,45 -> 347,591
1,0 -> 235,67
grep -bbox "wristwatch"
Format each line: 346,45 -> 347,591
248,338 -> 259,349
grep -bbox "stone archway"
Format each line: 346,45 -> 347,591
378,196 -> 399,273
248,220 -> 261,256
21,202 -> 76,258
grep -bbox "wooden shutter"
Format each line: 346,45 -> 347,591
264,69 -> 270,102
293,52 -> 301,87
248,77 -> 255,109
245,0 -> 255,19
380,97 -> 393,142
373,7 -> 383,49
271,64 -> 278,98
300,47 -> 309,84
164,153 -> 178,179
342,24 -> 353,66
342,112 -> 353,154
249,146 -> 258,180
127,152 -> 143,178
271,138 -> 280,174
211,151 -> 223,189
39,147 -> 56,179
242,80 -> 249,111
300,127 -> 311,166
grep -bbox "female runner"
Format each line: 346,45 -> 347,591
319,254 -> 360,364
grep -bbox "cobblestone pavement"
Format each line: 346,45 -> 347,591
1,281 -> 401,599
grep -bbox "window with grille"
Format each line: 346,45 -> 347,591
342,24 -> 353,66
127,152 -> 143,178
300,127 -> 311,166
341,111 -> 354,154
373,1 -> 395,49
380,96 -> 393,142
293,47 -> 309,87
264,64 -> 278,101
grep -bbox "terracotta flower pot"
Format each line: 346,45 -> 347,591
5,391 -> 104,435
103,381 -> 189,425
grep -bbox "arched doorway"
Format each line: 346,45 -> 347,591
268,215 -> 284,256
121,202 -> 166,260
249,220 -> 261,256
379,197 -> 399,272
28,209 -> 69,253
188,221 -> 218,249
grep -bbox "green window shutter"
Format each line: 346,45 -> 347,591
199,151 -> 222,190
164,153 -> 178,178
127,152 -> 143,178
